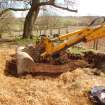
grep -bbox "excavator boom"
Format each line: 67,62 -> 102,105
42,24 -> 105,56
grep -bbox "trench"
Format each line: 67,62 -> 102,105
5,50 -> 105,76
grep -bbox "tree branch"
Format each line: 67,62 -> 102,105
48,0 -> 55,4
52,4 -> 77,12
0,8 -> 29,17
39,1 -> 77,12
8,8 -> 29,11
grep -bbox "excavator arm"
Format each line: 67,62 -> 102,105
42,24 -> 105,57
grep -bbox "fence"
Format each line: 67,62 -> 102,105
33,26 -> 105,51
34,26 -> 70,36
83,38 -> 105,52
1,25 -> 105,52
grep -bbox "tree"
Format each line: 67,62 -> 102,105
0,11 -> 16,34
0,0 -> 77,39
23,0 -> 77,38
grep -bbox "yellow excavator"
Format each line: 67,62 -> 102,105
41,24 -> 105,57
11,17 -> 105,74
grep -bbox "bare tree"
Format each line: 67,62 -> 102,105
0,11 -> 16,38
0,0 -> 77,39
23,0 -> 77,38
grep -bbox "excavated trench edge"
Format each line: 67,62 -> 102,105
5,51 -> 105,76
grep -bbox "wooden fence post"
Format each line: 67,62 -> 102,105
66,26 -> 69,33
50,28 -> 52,35
0,34 -> 2,38
93,39 -> 98,50
44,29 -> 46,35
39,30 -> 42,35
58,28 -> 61,34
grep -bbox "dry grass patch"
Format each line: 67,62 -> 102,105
0,46 -> 105,105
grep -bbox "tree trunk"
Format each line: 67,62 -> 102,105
23,5 -> 39,39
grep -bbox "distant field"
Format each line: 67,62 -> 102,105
0,25 -> 105,52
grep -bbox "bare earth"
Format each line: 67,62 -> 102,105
0,46 -> 105,105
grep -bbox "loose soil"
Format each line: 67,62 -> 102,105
1,46 -> 105,105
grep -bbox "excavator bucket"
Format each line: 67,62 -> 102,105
15,45 -> 72,74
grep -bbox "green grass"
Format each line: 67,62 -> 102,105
15,35 -> 40,46
68,46 -> 96,55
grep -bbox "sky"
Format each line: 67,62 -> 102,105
77,0 -> 105,16
14,0 -> 105,17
